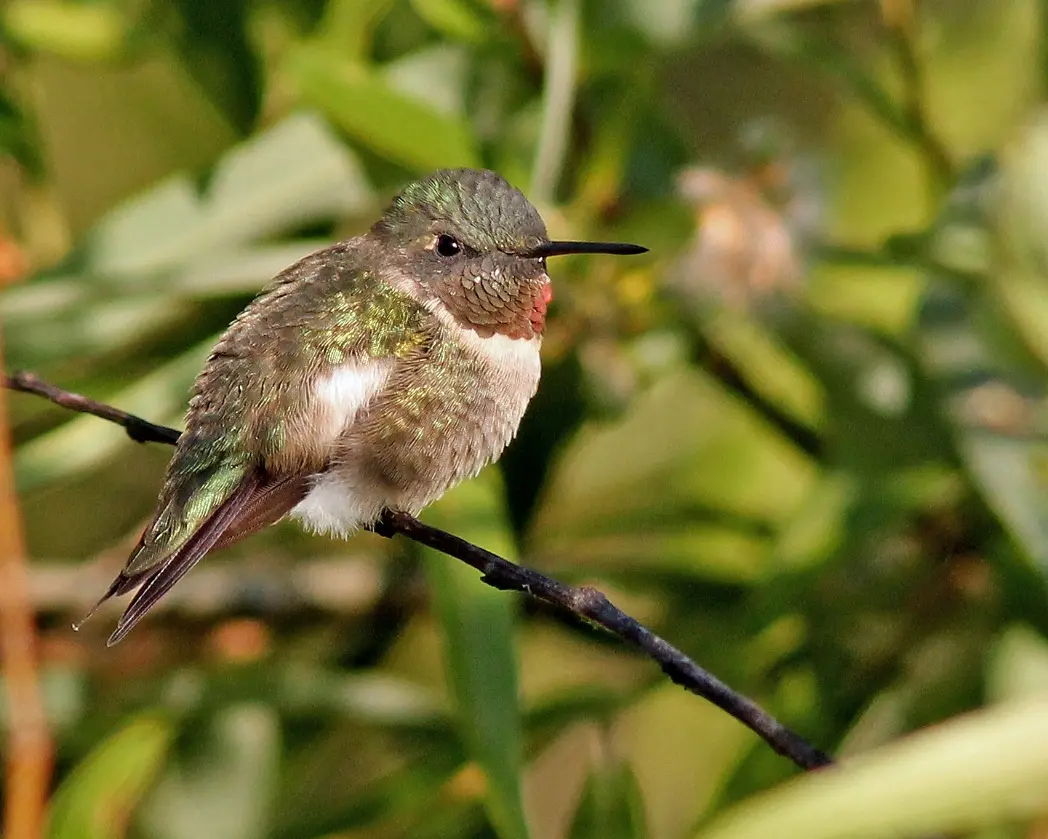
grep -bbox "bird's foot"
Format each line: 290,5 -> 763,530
367,510 -> 398,539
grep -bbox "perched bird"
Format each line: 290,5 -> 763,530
83,168 -> 646,645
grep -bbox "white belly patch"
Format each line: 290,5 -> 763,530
291,472 -> 386,537
291,358 -> 395,536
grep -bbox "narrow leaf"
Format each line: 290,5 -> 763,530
409,0 -> 490,42
569,760 -> 646,839
423,469 -> 530,839
916,276 -> 1048,577
2,0 -> 126,62
0,89 -> 45,176
46,714 -> 174,839
314,0 -> 396,60
139,704 -> 281,839
284,46 -> 479,171
86,112 -> 373,276
165,0 -> 261,133
695,700 -> 1048,839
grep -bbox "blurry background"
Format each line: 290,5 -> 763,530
5,0 -> 1048,837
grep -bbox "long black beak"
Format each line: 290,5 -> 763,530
525,240 -> 648,258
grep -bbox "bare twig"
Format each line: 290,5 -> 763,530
378,511 -> 832,770
879,0 -> 954,195
4,371 -> 833,772
0,363 -> 53,839
6,372 -> 179,445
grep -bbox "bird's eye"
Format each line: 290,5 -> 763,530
435,234 -> 462,258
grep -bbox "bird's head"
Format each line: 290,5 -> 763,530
371,168 -> 646,339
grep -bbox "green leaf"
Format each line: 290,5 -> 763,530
154,241 -> 333,298
992,114 -> 1048,371
272,745 -> 467,839
694,699 -> 1048,839
385,45 -> 470,118
423,469 -> 530,839
2,114 -> 372,364
85,111 -> 373,277
531,369 -> 816,582
314,0 -> 396,60
284,46 -> 479,171
46,714 -> 174,839
997,111 -> 1048,282
916,276 -> 1048,577
569,759 -> 647,839
700,308 -> 825,433
2,0 -> 127,62
0,88 -> 45,176
3,111 -> 372,364
139,704 -> 281,839
619,0 -> 706,46
164,0 -> 261,133
960,430 -> 1048,566
275,666 -> 449,727
3,287 -> 192,366
409,0 -> 490,43
986,624 -> 1048,702
733,0 -> 856,22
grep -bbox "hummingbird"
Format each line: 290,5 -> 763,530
83,168 -> 646,645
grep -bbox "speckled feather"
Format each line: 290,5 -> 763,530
93,169 -> 555,644
124,242 -> 434,577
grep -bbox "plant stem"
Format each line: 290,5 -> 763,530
0,354 -> 53,839
530,0 -> 580,205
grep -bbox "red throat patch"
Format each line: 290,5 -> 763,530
530,282 -> 553,334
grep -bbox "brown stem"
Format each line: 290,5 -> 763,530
4,370 -> 833,772
879,0 -> 954,195
6,372 -> 179,445
0,363 -> 53,838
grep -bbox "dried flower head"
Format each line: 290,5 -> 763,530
671,126 -> 822,310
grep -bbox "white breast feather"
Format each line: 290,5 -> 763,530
311,359 -> 395,443
291,359 -> 394,536
456,329 -> 542,377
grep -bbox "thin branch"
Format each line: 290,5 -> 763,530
6,372 -> 180,445
879,0 -> 954,196
0,364 -> 53,839
378,511 -> 832,770
782,21 -> 952,198
4,371 -> 833,772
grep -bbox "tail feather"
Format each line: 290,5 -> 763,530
105,470 -> 264,646
72,573 -> 142,633
79,469 -> 314,644
211,474 -> 309,552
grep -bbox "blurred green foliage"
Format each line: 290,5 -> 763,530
5,0 -> 1048,837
